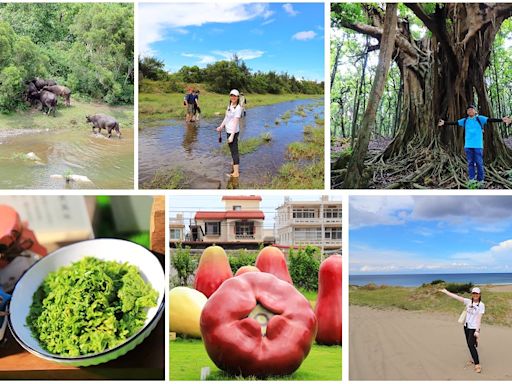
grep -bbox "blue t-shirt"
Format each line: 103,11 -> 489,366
457,115 -> 488,149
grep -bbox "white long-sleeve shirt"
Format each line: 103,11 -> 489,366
221,104 -> 242,134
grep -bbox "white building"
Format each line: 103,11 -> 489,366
275,196 -> 342,251
169,213 -> 185,242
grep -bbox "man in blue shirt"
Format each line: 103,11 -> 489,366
438,105 -> 511,184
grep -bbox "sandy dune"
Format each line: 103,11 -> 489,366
350,306 -> 512,380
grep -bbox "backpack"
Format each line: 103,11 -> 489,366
463,116 -> 484,130
185,93 -> 195,104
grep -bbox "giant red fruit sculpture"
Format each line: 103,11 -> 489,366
194,246 -> 233,298
315,254 -> 342,345
255,246 -> 292,284
235,265 -> 260,276
200,272 -> 317,377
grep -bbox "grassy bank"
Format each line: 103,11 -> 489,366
350,283 -> 512,327
170,338 -> 341,380
0,100 -> 133,130
264,121 -> 324,189
139,90 -> 322,122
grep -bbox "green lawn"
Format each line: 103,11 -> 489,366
0,100 -> 133,130
170,338 -> 341,380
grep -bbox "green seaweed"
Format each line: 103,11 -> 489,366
26,257 -> 158,357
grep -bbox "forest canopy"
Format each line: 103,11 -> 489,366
331,3 -> 512,189
0,3 -> 134,112
139,55 -> 324,95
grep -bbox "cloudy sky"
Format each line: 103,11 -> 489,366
350,196 -> 512,274
138,3 -> 324,81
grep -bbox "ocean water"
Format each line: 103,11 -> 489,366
350,273 -> 512,287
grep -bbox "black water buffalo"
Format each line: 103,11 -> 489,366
43,85 -> 71,106
31,77 -> 57,90
32,90 -> 57,116
86,114 -> 121,138
25,82 -> 39,105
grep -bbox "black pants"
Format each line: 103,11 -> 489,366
227,132 -> 240,165
464,326 -> 479,364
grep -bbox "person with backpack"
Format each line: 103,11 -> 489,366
216,89 -> 242,178
438,105 -> 511,184
193,90 -> 201,120
184,87 -> 196,122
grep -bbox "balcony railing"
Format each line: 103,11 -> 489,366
235,234 -> 256,240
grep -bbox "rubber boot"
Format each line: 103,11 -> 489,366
227,164 -> 239,178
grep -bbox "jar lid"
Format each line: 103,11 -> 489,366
0,205 -> 22,250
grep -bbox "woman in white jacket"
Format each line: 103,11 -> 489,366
216,89 -> 242,178
440,287 -> 485,373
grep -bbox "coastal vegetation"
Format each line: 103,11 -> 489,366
350,282 -> 512,327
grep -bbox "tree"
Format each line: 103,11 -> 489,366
343,3 -> 398,188
139,56 -> 167,81
332,3 -> 512,188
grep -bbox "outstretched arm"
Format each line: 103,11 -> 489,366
487,117 -> 511,125
438,119 -> 459,127
439,288 -> 466,302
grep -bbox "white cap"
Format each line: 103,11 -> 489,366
471,287 -> 481,294
229,89 -> 240,96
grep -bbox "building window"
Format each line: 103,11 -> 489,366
292,208 -> 316,219
170,228 -> 181,240
324,208 -> 342,218
233,205 -> 241,211
294,227 -> 322,241
235,221 -> 254,237
325,227 -> 342,240
205,222 -> 221,236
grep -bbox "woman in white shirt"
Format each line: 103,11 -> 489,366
440,287 -> 485,373
216,89 -> 242,178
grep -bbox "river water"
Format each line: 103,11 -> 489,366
139,98 -> 323,189
0,128 -> 134,189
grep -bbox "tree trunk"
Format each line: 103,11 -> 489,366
343,4 -> 398,188
331,40 -> 343,90
336,3 -> 512,188
350,36 -> 370,148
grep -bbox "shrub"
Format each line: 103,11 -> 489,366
288,245 -> 321,291
171,243 -> 197,287
446,282 -> 473,294
228,249 -> 257,275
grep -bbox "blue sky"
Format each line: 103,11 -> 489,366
350,196 -> 512,274
139,3 -> 324,81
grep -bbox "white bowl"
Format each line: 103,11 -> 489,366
8,238 -> 165,366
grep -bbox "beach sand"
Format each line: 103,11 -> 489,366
350,306 -> 512,380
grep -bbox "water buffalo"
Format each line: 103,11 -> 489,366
32,90 -> 57,116
31,77 -> 47,90
42,85 -> 71,107
86,114 -> 121,138
25,82 -> 39,105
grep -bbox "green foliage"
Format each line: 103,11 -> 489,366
446,282 -> 473,294
228,249 -> 257,275
0,3 -> 134,112
139,56 -> 167,81
27,257 -> 158,357
288,245 -> 321,291
143,168 -> 186,189
171,243 -> 197,286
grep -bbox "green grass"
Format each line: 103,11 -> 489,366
170,339 -> 341,380
350,283 -> 512,327
221,134 -> 270,156
139,90 -> 321,122
143,168 -> 186,189
0,100 -> 133,130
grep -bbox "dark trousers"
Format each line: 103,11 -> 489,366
227,132 -> 240,165
464,326 -> 479,364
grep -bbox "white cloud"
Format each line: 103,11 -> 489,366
283,3 -> 299,16
261,18 -> 275,26
350,196 -> 414,229
139,3 -> 271,56
181,53 -> 216,65
212,49 -> 264,61
292,31 -> 317,41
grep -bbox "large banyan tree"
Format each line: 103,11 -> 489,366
332,3 -> 512,188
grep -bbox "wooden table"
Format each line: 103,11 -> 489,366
0,251 -> 165,380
